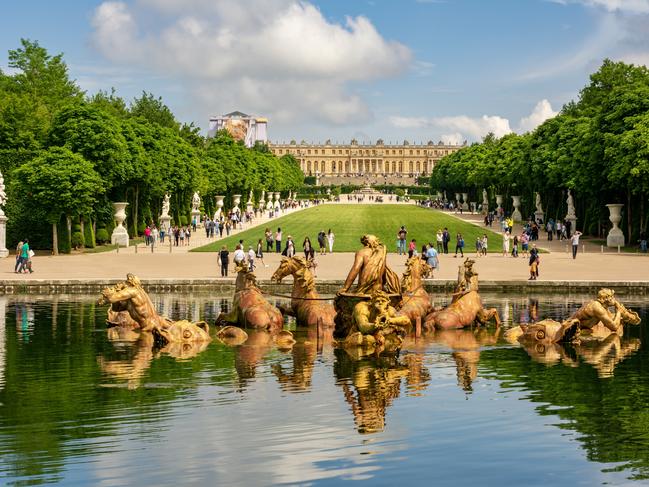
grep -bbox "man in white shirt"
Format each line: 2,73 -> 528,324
247,246 -> 256,271
571,231 -> 582,259
233,244 -> 245,267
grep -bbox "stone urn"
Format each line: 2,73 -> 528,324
606,204 -> 625,247
111,202 -> 129,247
511,195 -> 522,222
232,194 -> 242,215
495,194 -> 503,211
274,192 -> 281,209
214,195 -> 225,220
258,190 -> 266,211
461,192 -> 469,211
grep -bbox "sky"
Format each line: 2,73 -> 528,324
2,0 -> 649,144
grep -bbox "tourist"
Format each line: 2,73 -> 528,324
502,231 -> 511,257
475,236 -> 482,256
571,230 -> 582,259
436,229 -> 443,253
265,227 -> 273,252
512,234 -> 519,257
283,235 -> 295,257
144,226 -> 151,246
204,218 -> 211,238
179,226 -> 185,246
14,240 -> 23,273
233,244 -> 245,266
303,236 -> 314,260
247,246 -> 256,271
640,230 -> 648,253
225,220 -> 232,236
520,231 -> 529,257
481,234 -> 488,256
556,220 -> 562,240
454,233 -> 464,258
442,228 -> 450,254
327,229 -> 335,254
408,238 -> 416,258
256,238 -> 268,267
564,219 -> 572,239
219,245 -> 229,277
218,219 -> 224,237
185,227 -> 191,246
275,227 -> 282,253
397,226 -> 407,255
317,230 -> 326,255
529,244 -> 540,279
20,239 -> 32,273
426,244 -> 439,275
151,226 -> 158,248
546,219 -> 554,241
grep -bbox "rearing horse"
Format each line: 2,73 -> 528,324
271,256 -> 336,328
397,257 -> 433,325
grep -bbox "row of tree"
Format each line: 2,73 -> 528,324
0,39 -> 303,253
430,59 -> 649,242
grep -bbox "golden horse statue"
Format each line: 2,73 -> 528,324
216,263 -> 284,332
271,256 -> 336,328
424,258 -> 500,329
396,257 -> 433,325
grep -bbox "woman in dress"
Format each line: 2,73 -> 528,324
327,228 -> 335,254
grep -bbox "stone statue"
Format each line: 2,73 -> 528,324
535,192 -> 543,214
482,189 -> 488,206
191,191 -> 201,212
161,192 -> 171,217
566,189 -> 575,217
340,235 -> 401,295
0,171 -> 6,211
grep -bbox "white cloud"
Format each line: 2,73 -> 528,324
567,0 -> 649,13
90,0 -> 411,125
389,99 -> 558,142
517,99 -> 558,132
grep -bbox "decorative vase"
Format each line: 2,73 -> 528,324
232,194 -> 241,214
214,195 -> 225,220
511,195 -> 522,222
606,204 -> 625,247
111,202 -> 129,247
461,192 -> 469,211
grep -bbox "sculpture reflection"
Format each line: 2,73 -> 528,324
334,348 -> 430,434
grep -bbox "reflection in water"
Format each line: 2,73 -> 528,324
2,294 -> 649,485
334,348 -> 430,434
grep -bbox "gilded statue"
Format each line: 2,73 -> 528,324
340,234 -> 401,295
424,258 -> 500,329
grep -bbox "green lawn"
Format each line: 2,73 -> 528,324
192,205 -> 503,253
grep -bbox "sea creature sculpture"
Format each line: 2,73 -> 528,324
396,257 -> 432,324
216,263 -> 284,332
424,259 -> 500,329
271,256 -> 336,328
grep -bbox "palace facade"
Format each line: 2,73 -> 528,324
268,139 -> 464,184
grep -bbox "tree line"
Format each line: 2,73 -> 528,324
430,59 -> 649,243
0,39 -> 303,253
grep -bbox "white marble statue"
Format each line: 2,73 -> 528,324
566,189 -> 576,218
482,189 -> 488,206
191,191 -> 201,212
0,172 -> 6,214
161,192 -> 171,217
535,192 -> 543,213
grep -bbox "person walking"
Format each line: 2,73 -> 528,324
327,229 -> 335,254
520,232 -> 529,257
502,231 -> 511,257
256,238 -> 268,267
265,228 -> 273,252
317,230 -> 326,255
529,244 -> 540,279
442,228 -> 450,254
275,227 -> 282,253
481,235 -> 488,256
426,244 -> 439,276
20,239 -> 32,273
571,230 -> 582,259
436,229 -> 443,253
247,245 -> 256,271
233,244 -> 245,267
512,234 -> 519,257
475,236 -> 483,257
454,233 -> 464,258
219,245 -> 230,277
397,226 -> 407,255
303,236 -> 314,260
408,238 -> 417,258
14,240 -> 24,273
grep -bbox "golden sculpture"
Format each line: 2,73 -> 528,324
271,256 -> 336,328
99,273 -> 212,344
397,257 -> 433,324
340,234 -> 401,295
344,290 -> 412,350
424,259 -> 500,329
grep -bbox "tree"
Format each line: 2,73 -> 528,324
13,147 -> 104,254
129,91 -> 179,130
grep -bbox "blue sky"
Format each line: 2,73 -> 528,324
2,0 -> 648,143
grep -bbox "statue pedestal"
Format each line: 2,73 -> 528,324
191,209 -> 201,227
0,214 -> 8,258
534,211 -> 545,224
111,226 -> 129,247
606,204 -> 625,247
160,215 -> 171,233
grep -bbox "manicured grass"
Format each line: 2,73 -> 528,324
192,204 -> 503,253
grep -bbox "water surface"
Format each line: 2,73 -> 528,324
0,293 -> 648,486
